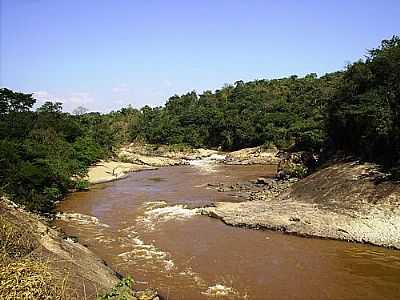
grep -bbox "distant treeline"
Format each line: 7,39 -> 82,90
133,36 -> 400,167
0,36 -> 399,212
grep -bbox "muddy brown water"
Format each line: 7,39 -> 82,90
55,163 -> 400,300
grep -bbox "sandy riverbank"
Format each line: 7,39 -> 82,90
88,146 -> 400,250
87,144 -> 222,185
203,161 -> 400,249
87,160 -> 156,184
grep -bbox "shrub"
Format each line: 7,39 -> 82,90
97,277 -> 135,300
73,179 -> 89,191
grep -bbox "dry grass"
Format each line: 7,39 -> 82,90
0,215 -> 37,262
0,259 -> 66,300
0,214 -> 70,299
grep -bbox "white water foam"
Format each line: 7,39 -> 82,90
117,236 -> 175,272
179,267 -> 206,286
202,284 -> 240,298
56,212 -> 110,227
136,201 -> 200,232
189,154 -> 226,173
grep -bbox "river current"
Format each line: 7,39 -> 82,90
55,158 -> 400,300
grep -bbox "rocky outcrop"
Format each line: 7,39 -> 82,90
120,143 -> 219,160
203,161 -> 400,249
0,199 -> 160,299
87,145 -> 220,185
118,151 -> 187,167
118,143 -> 220,167
224,146 -> 280,165
208,177 -> 297,201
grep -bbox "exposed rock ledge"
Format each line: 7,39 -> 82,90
203,161 -> 400,249
0,198 -> 160,299
118,143 -> 220,167
88,145 -> 282,185
224,146 -> 280,165
86,144 -> 222,185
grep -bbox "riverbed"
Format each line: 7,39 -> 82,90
55,161 -> 400,300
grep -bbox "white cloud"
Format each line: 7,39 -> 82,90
33,90 -> 51,100
33,91 -> 58,107
32,91 -> 94,112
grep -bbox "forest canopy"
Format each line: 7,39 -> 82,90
1,36 -> 399,212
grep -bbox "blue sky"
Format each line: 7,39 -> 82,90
1,0 -> 399,112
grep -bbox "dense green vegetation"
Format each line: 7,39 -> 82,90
0,36 -> 398,212
133,73 -> 342,151
133,36 -> 399,168
0,91 -> 139,211
327,36 -> 400,168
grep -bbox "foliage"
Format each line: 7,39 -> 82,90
97,277 -> 135,300
131,73 -> 342,151
282,164 -> 309,179
73,179 -> 90,190
1,36 -> 399,212
130,36 -> 399,173
0,89 -> 139,212
326,36 -> 400,167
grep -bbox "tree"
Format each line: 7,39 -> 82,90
326,35 -> 400,166
37,101 -> 63,113
0,88 -> 36,114
73,106 -> 89,115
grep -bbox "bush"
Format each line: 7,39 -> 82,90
278,161 -> 309,179
97,277 -> 135,300
73,179 -> 89,190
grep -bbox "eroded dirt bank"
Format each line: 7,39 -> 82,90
203,161 -> 400,249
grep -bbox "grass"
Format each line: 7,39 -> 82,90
0,215 -> 37,262
0,259 -> 66,300
0,214 -> 69,299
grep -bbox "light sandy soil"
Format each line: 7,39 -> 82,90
203,161 -> 400,249
87,160 -> 156,184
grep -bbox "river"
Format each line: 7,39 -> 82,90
55,159 -> 400,300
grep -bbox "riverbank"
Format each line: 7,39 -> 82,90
87,143 -> 221,185
0,144 -> 226,299
103,144 -> 400,250
88,146 -> 400,250
224,146 -> 280,165
0,198 -> 160,299
54,156 -> 400,300
203,160 -> 400,249
87,160 -> 156,184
